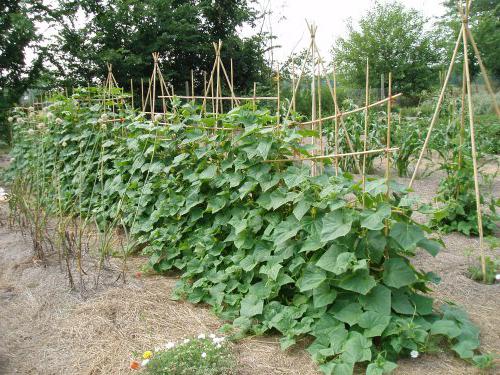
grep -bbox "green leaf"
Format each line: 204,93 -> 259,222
273,216 -> 301,245
359,284 -> 391,316
361,204 -> 391,231
331,301 -> 363,326
297,265 -> 327,292
359,311 -> 391,337
240,294 -> 263,317
313,282 -> 337,308
321,210 -> 354,242
390,222 -> 425,251
199,164 -> 217,180
279,336 -> 296,350
417,238 -> 441,257
383,258 -> 417,288
293,199 -> 311,220
317,248 -> 356,275
430,320 -> 461,338
341,331 -> 372,363
206,195 -> 227,213
338,270 -> 377,295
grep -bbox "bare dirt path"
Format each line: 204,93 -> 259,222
0,168 -> 498,374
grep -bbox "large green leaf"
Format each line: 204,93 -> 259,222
383,258 -> 417,288
358,311 -> 391,337
338,270 -> 376,295
390,222 -> 425,251
321,210 -> 354,242
240,294 -> 263,317
360,204 -> 391,231
359,284 -> 391,316
297,265 -> 327,292
430,319 -> 461,338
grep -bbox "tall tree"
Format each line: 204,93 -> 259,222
331,1 -> 442,100
47,0 -> 269,93
0,0 -> 47,142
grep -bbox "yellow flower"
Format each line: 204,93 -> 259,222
143,351 -> 153,359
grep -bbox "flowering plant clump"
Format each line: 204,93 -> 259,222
133,334 -> 235,375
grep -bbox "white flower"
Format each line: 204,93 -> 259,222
62,141 -> 67,147
16,117 -> 24,124
153,113 -> 163,123
141,359 -> 150,366
410,350 -> 419,359
55,118 -> 63,125
183,338 -> 190,344
7,116 -> 13,123
213,337 -> 225,344
209,333 -> 216,339
198,333 -> 206,339
164,342 -> 175,349
201,352 -> 207,358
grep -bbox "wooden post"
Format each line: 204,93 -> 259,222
141,78 -> 144,110
292,61 -> 296,112
185,81 -> 189,97
409,28 -> 463,188
230,59 -> 234,109
380,73 -> 385,100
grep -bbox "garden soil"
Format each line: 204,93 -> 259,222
0,156 -> 499,374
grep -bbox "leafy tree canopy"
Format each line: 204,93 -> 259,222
331,1 -> 442,99
47,0 -> 270,92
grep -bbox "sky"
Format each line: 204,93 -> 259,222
242,0 -> 447,63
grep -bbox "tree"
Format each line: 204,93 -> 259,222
331,1 -> 442,100
47,0 -> 270,93
441,0 -> 500,81
0,0 -> 47,142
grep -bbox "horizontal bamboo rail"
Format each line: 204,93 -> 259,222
264,147 -> 399,163
159,95 -> 278,101
292,93 -> 402,127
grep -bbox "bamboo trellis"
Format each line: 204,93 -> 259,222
409,0 -> 500,282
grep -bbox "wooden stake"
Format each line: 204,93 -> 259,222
276,64 -> 281,126
130,79 -> 134,108
230,59 -> 234,108
265,147 -> 399,163
253,82 -> 257,111
409,27 -> 464,188
141,78 -> 144,110
191,69 -> 195,101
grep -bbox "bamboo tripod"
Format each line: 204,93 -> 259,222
102,64 -> 127,112
409,0 -> 500,281
142,52 -> 173,117
282,22 -> 399,182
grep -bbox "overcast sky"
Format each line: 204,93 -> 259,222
243,0 -> 446,63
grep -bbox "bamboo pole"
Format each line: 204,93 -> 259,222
385,72 -> 392,196
253,82 -> 257,110
264,147 -> 399,163
295,93 -> 403,126
462,21 -> 487,282
191,69 -> 195,101
141,78 -> 144,110
362,59 -> 370,205
203,71 -> 207,113
130,79 -> 134,108
292,62 -> 296,112
215,42 -> 221,117
465,28 -> 500,118
276,63 -> 281,127
159,95 -> 278,101
230,59 -> 234,108
333,64 -> 339,175
409,27 -> 464,188
458,63 -> 467,173
284,41 -> 313,120
310,24 -> 317,176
